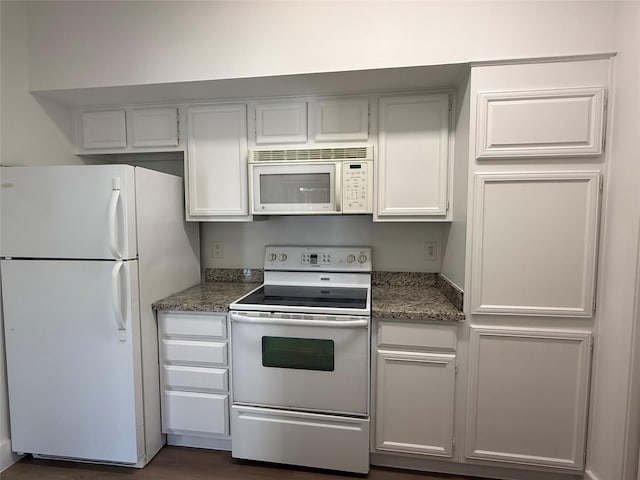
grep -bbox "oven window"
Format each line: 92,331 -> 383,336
262,336 -> 334,371
260,173 -> 330,204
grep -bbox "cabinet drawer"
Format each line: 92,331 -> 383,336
163,390 -> 229,436
378,322 -> 457,351
162,339 -> 227,365
160,313 -> 227,339
163,365 -> 228,391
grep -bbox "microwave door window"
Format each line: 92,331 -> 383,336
260,173 -> 330,204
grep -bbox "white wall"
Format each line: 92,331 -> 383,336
586,3 -> 640,480
201,216 -> 444,272
26,1 -> 616,91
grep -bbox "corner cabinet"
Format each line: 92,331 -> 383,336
374,321 -> 457,458
158,311 -> 232,450
465,326 -> 592,470
75,106 -> 181,154
185,104 -> 251,221
375,93 -> 451,221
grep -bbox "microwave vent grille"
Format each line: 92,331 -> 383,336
250,145 -> 373,162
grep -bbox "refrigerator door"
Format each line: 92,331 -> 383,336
1,165 -> 137,260
1,259 -> 144,465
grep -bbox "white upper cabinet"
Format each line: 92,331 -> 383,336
76,106 -> 182,154
80,109 -> 127,150
310,99 -> 369,142
376,93 -> 450,221
476,87 -> 605,159
470,171 -> 601,317
253,102 -> 307,145
465,326 -> 592,470
130,107 -> 179,148
185,104 -> 250,221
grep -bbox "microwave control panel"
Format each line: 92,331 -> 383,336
342,161 -> 373,214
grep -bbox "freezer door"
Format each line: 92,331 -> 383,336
1,259 -> 144,464
1,165 -> 137,259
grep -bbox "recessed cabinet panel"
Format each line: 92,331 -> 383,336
255,102 -> 307,144
162,339 -> 227,366
476,87 -> 605,158
312,99 -> 369,142
163,365 -> 228,392
130,107 -> 178,148
470,172 -> 600,316
465,327 -> 591,469
186,104 -> 249,219
378,322 -> 456,351
81,110 -> 127,150
377,94 -> 450,219
161,312 -> 226,339
163,391 -> 229,435
376,351 -> 455,457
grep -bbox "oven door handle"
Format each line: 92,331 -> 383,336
229,312 -> 368,328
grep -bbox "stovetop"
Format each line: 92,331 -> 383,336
230,246 -> 372,315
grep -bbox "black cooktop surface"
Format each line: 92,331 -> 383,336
235,285 -> 368,309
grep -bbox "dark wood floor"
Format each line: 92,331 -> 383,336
1,446 -> 489,480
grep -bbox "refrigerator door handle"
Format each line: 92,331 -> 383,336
111,261 -> 127,341
108,178 -> 122,260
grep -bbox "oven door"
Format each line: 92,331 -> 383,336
230,311 -> 368,415
249,162 -> 340,214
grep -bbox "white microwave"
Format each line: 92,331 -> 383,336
248,146 -> 374,215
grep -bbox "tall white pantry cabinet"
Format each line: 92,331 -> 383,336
462,58 -> 608,471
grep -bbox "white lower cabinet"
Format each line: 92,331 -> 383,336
158,311 -> 231,448
374,321 -> 457,459
465,326 -> 592,470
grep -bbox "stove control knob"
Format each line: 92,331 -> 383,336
358,254 -> 368,264
347,255 -> 356,263
268,253 -> 277,262
279,254 -> 288,262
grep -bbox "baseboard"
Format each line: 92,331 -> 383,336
0,438 -> 22,472
166,434 -> 231,451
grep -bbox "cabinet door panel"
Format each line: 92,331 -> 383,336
476,87 -> 605,158
131,107 -> 178,148
470,171 -> 600,316
465,327 -> 591,469
375,350 -> 455,457
160,312 -> 226,339
377,94 -> 449,219
378,322 -> 456,351
162,339 -> 227,366
186,104 -> 249,219
163,391 -> 228,435
255,102 -> 307,144
312,99 -> 369,142
81,110 -> 127,150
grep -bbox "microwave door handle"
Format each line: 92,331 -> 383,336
229,312 -> 367,328
335,162 -> 342,213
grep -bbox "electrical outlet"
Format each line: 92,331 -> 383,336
424,241 -> 438,261
212,241 -> 224,259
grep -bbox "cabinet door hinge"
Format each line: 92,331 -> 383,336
454,361 -> 458,375
593,297 -> 597,314
448,97 -> 452,113
599,175 -> 604,193
452,437 -> 456,453
446,200 -> 450,212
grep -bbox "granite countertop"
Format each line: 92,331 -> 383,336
153,269 -> 464,322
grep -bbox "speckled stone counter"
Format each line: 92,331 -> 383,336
372,272 -> 464,323
153,269 -> 464,322
152,272 -> 261,312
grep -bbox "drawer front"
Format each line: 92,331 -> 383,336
160,313 -> 227,339
378,321 -> 457,351
163,365 -> 228,391
162,339 -> 227,365
163,390 -> 229,436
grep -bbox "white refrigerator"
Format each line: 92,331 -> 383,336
0,165 -> 200,466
